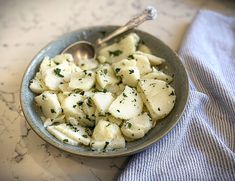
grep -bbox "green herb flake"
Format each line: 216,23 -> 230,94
63,139 -> 68,143
82,134 -> 88,138
128,55 -> 134,59
73,105 -> 76,108
109,50 -> 123,57
117,109 -> 120,113
115,68 -> 121,73
77,101 -> 83,106
54,68 -> 64,78
51,109 -> 56,113
106,123 -> 111,127
103,69 -> 108,75
123,93 -> 127,97
127,122 -> 132,128
129,69 -> 134,74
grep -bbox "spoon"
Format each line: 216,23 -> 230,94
62,6 -> 157,64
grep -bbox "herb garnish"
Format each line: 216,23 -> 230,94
51,109 -> 56,113
54,68 -> 64,78
109,50 -> 123,57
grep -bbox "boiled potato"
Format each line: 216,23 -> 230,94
96,64 -> 120,89
112,59 -> 140,87
47,125 -> 78,146
141,67 -> 173,83
98,33 -> 140,64
78,58 -> 99,70
109,86 -> 143,119
69,70 -> 95,91
92,92 -> 114,115
121,112 -> 152,140
54,123 -> 91,146
138,43 -> 152,54
91,120 -> 125,151
135,51 -> 165,65
133,53 -> 152,75
30,72 -> 48,93
138,79 -> 176,121
35,91 -> 62,119
61,93 -> 94,127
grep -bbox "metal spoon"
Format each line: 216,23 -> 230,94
62,6 -> 157,64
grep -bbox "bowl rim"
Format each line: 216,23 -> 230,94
20,25 -> 189,158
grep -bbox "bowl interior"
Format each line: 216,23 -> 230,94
21,26 -> 189,157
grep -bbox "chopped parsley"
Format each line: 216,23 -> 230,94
158,107 -> 161,111
115,68 -> 121,73
73,105 -> 76,108
103,69 -> 108,75
54,68 -> 64,78
50,109 -> 56,113
129,69 -> 134,74
128,55 -> 134,59
123,93 -> 127,97
109,50 -> 123,57
127,122 -> 132,128
117,109 -> 120,113
106,123 -> 111,127
63,139 -> 68,143
169,91 -> 175,96
82,135 -> 88,138
77,101 -> 83,106
103,141 -> 109,150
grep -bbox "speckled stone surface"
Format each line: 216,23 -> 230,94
0,0 -> 234,180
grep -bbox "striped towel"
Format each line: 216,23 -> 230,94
118,10 -> 235,181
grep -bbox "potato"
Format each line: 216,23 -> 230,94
98,33 -> 140,63
121,112 -> 152,140
135,51 -> 165,65
40,56 -> 56,75
30,72 -> 48,94
61,93 -> 94,127
91,120 -> 125,151
54,123 -> 91,146
42,62 -> 73,90
78,58 -> 99,70
96,64 -> 120,89
133,53 -> 152,75
137,43 -> 152,54
141,67 -> 173,83
109,86 -> 143,119
108,115 -> 123,126
137,79 -> 176,121
47,126 -> 78,146
69,70 -> 95,91
92,92 -> 114,115
112,59 -> 140,87
35,91 -> 62,119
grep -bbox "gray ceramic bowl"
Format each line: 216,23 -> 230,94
20,26 -> 189,158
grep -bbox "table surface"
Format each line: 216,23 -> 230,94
0,0 -> 234,180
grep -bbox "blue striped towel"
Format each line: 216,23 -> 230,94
118,10 -> 235,181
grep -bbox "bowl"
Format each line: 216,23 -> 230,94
20,26 -> 189,158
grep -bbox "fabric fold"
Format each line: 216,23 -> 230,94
118,10 -> 235,181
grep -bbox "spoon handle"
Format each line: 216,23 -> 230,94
96,6 -> 157,46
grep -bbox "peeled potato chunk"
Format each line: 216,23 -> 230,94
98,33 -> 140,64
35,91 -> 62,119
137,79 -> 176,121
133,53 -> 152,75
78,58 -> 99,70
30,72 -> 48,93
61,93 -> 94,127
112,59 -> 140,87
137,43 -> 152,54
135,51 -> 165,66
109,86 -> 143,119
141,67 -> 173,83
53,123 -> 91,146
47,126 -> 78,146
121,112 -> 152,140
92,92 -> 114,115
91,120 -> 125,151
96,64 -> 120,89
69,70 -> 95,91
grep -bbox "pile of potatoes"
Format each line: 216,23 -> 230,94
30,33 -> 176,151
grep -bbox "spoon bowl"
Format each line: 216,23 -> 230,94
62,41 -> 95,62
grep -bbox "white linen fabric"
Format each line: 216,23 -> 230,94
118,10 -> 235,181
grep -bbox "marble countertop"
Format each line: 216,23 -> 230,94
0,0 -> 234,180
